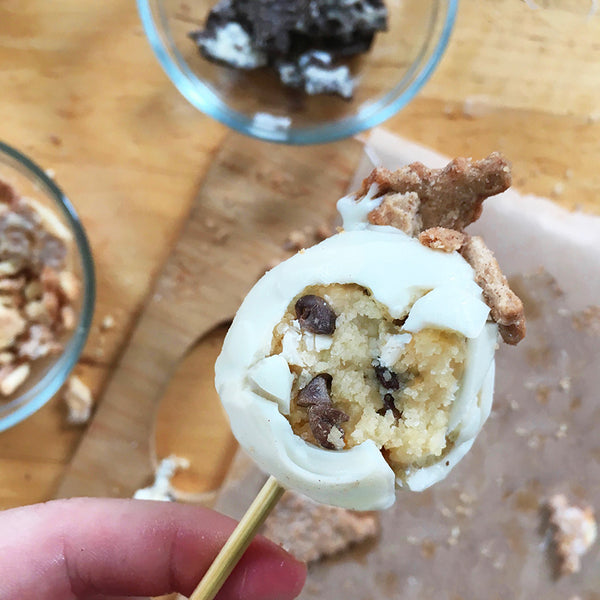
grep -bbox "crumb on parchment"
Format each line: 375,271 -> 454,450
547,494 -> 597,577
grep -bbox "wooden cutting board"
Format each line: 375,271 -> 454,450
55,133 -> 363,499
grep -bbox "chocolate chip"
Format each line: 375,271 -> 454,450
373,360 -> 411,392
377,393 -> 402,420
309,404 -> 349,449
373,364 -> 400,390
295,295 -> 336,334
297,373 -> 332,407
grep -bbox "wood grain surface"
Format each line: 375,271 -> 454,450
1,0 -> 600,509
54,133 -> 363,499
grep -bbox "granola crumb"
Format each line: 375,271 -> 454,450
546,494 -> 597,576
63,375 -> 94,425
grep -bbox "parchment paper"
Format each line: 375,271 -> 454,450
215,129 -> 600,600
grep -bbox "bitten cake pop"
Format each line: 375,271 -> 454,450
215,153 -> 524,511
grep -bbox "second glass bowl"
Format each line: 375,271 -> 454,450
0,142 -> 95,432
138,0 -> 458,144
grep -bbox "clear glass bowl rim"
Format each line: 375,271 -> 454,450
137,0 -> 459,144
0,141 -> 95,432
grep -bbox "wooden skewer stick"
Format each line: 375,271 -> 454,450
189,475 -> 285,600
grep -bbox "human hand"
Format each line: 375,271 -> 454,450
0,497 -> 306,600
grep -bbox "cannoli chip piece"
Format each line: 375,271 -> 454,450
358,153 -> 511,232
367,191 -> 422,236
460,236 -> 525,344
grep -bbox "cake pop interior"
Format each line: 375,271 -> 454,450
270,283 -> 467,480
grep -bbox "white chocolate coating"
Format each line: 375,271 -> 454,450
215,210 -> 497,509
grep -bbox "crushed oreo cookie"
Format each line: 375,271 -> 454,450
297,374 -> 348,449
189,0 -> 388,99
377,393 -> 401,419
277,51 -> 354,100
295,294 -> 337,334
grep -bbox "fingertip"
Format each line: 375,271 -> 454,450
285,556 -> 308,599
215,541 -> 307,600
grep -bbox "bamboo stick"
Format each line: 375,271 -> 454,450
189,475 -> 285,600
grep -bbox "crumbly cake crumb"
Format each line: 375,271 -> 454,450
547,494 -> 597,576
263,490 -> 379,563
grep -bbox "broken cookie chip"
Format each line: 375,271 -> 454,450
215,154 -> 522,511
358,154 -> 524,345
0,178 -> 81,399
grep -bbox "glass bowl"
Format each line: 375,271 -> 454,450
0,142 -> 95,432
138,0 -> 458,144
